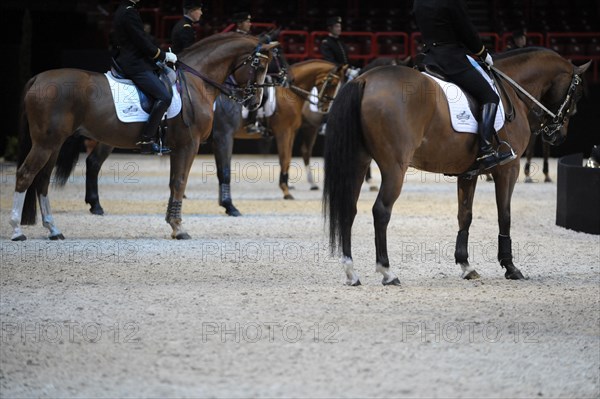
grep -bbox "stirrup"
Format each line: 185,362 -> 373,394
246,123 -> 264,134
137,140 -> 171,155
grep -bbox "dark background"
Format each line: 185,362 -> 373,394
1,0 -> 598,158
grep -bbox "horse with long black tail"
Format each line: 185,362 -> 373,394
323,48 -> 590,286
9,32 -> 278,240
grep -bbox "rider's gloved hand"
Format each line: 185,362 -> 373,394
164,52 -> 178,64
479,49 -> 493,67
346,67 -> 359,80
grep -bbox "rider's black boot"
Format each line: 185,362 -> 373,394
476,103 -> 516,170
245,109 -> 263,134
137,99 -> 171,155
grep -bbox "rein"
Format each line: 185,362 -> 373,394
490,65 -> 582,136
176,46 -> 269,104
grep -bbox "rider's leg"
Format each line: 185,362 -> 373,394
450,68 -> 516,170
245,109 -> 262,134
130,70 -> 172,154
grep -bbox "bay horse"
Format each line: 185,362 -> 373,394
298,56 -> 413,193
9,32 -> 278,241
323,48 -> 590,285
77,59 -> 345,217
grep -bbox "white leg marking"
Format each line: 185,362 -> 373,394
376,263 -> 399,284
39,194 -> 63,237
341,256 -> 360,286
459,262 -> 477,279
9,192 -> 26,240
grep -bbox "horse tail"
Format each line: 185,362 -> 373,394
54,134 -> 83,186
16,76 -> 40,225
322,79 -> 366,254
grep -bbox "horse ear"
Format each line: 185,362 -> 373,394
574,60 -> 592,75
260,42 -> 280,51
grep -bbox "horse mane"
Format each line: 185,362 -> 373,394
180,32 -> 257,57
493,46 -> 555,61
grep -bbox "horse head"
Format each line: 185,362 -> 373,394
232,41 -> 279,111
317,63 -> 347,113
537,58 -> 591,145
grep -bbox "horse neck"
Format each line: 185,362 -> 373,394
183,41 -> 254,87
291,62 -> 329,91
498,52 -> 572,100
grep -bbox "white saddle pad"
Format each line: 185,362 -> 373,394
104,72 -> 182,123
242,85 -> 276,119
422,56 -> 505,134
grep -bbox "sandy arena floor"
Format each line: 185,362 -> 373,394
1,154 -> 598,398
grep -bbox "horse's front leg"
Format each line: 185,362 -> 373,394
166,145 -> 198,240
455,175 -> 479,279
494,164 -> 526,280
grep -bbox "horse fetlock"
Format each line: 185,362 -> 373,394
341,256 -> 361,286
459,262 -> 480,279
376,263 -> 400,286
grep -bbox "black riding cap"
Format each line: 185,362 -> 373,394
183,0 -> 202,11
233,12 -> 252,23
326,16 -> 342,27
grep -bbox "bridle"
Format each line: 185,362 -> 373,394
176,45 -> 270,104
289,65 -> 345,113
491,66 -> 583,143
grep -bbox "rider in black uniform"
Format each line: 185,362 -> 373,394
171,1 -> 203,54
113,0 -> 177,154
413,0 -> 516,170
320,16 -> 349,66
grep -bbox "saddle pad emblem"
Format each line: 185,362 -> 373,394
422,57 -> 505,134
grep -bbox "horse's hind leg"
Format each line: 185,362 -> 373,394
455,175 -> 480,279
299,124 -> 319,190
542,142 -> 552,182
524,134 -> 536,183
372,166 -> 406,286
85,143 -> 114,215
212,120 -> 241,216
340,156 -> 371,286
10,146 -> 54,241
37,151 -> 64,240
9,192 -> 27,241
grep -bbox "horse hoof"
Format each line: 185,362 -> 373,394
346,279 -> 361,286
226,208 -> 242,217
462,270 -> 481,280
49,234 -> 65,240
284,194 -> 294,200
89,205 -> 104,216
524,176 -> 533,183
11,234 -> 26,241
310,185 -> 319,191
174,232 -> 191,240
544,177 -> 552,183
505,269 -> 526,280
382,277 -> 401,286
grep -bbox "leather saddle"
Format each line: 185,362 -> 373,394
110,58 -> 174,115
